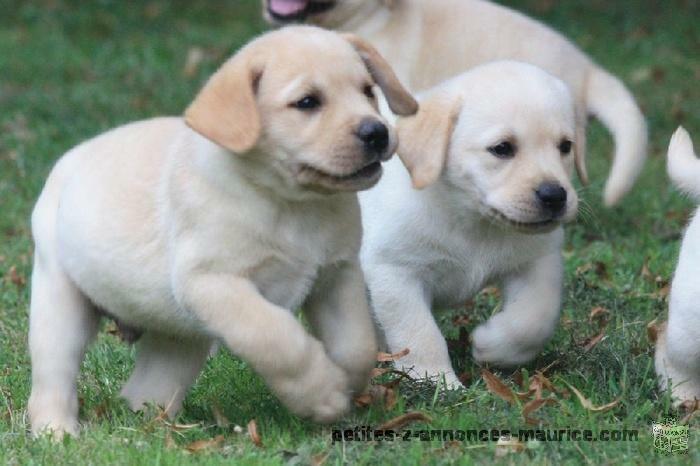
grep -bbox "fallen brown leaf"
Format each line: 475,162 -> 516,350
353,393 -> 373,408
377,348 -> 410,362
482,369 -> 515,404
185,435 -> 224,453
6,265 -> 25,288
495,436 -> 526,457
563,382 -> 620,413
452,314 -> 471,326
582,329 -> 607,352
377,412 -> 431,430
588,306 -> 610,326
522,398 -> 557,425
370,367 -> 390,378
311,452 -> 329,466
647,319 -> 664,344
680,400 -> 700,424
248,419 -> 262,447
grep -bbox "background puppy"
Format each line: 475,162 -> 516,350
655,128 -> 700,405
27,26 -> 416,437
359,61 -> 577,387
263,0 -> 648,206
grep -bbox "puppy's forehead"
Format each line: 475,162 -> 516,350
260,29 -> 369,84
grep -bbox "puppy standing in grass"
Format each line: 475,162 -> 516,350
264,0 -> 648,206
27,26 -> 417,437
655,128 -> 700,405
360,61 -> 578,387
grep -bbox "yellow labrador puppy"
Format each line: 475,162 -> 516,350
655,128 -> 700,405
360,61 -> 577,387
28,26 -> 417,438
263,0 -> 648,206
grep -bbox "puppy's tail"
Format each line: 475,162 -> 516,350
668,127 -> 700,201
585,66 -> 648,207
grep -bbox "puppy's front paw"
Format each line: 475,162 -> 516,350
270,340 -> 351,423
28,394 -> 79,440
471,318 -> 543,367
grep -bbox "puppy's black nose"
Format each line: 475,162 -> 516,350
536,183 -> 567,216
357,119 -> 389,155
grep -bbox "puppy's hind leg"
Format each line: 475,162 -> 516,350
28,257 -> 100,438
120,332 -> 211,418
472,251 -> 562,368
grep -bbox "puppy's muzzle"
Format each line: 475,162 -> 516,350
356,118 -> 390,161
535,182 -> 567,217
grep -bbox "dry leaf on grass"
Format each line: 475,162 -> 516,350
377,412 -> 431,430
248,419 -> 262,447
6,266 -> 25,288
311,452 -> 330,466
581,329 -> 607,352
354,384 -> 398,409
377,348 -> 410,362
185,435 -> 224,453
563,382 -> 620,413
495,436 -> 526,457
588,306 -> 610,325
522,398 -> 557,425
482,369 -> 516,404
370,367 -> 390,378
647,319 -> 664,344
353,393 -> 373,408
680,400 -> 700,424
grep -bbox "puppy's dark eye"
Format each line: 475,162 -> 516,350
293,95 -> 321,111
559,139 -> 573,155
488,141 -> 516,159
363,84 -> 375,99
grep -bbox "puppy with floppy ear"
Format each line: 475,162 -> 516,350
359,61 -> 577,387
264,0 -> 648,207
655,128 -> 700,405
27,26 -> 416,438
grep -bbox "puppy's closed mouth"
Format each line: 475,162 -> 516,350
267,0 -> 335,22
484,206 -> 560,234
299,161 -> 382,191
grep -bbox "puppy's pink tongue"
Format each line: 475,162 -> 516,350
269,0 -> 308,16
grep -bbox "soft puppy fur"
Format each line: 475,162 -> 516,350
27,26 -> 417,437
655,127 -> 700,405
263,0 -> 648,206
359,61 -> 577,387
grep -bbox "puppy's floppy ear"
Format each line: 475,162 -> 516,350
342,33 -> 418,116
184,46 -> 263,154
396,91 -> 461,189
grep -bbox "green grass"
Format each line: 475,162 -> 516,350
1,0 -> 699,464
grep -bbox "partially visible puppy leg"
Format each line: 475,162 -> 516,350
472,251 -> 562,367
303,262 -> 377,394
176,273 -> 350,423
367,264 -> 462,388
28,258 -> 99,438
655,321 -> 700,405
120,332 -> 211,417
